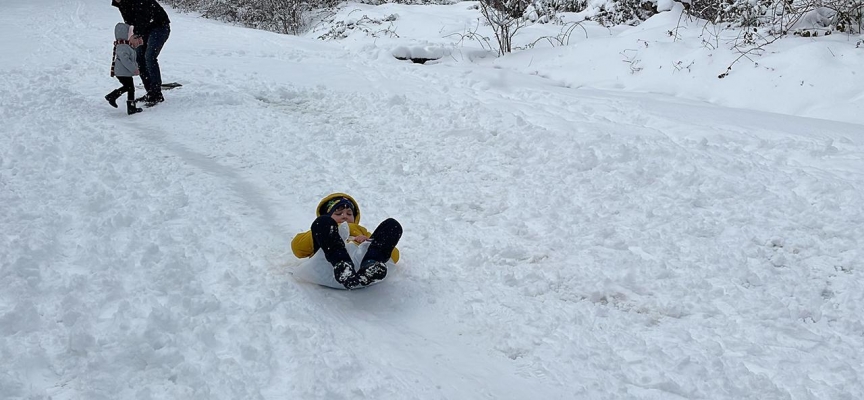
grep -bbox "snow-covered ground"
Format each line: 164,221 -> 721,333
1,0 -> 863,399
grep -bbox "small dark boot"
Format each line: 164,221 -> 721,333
127,100 -> 143,115
358,259 -> 387,283
334,261 -> 365,289
105,89 -> 123,108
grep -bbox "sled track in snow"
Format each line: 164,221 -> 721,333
127,121 -> 290,238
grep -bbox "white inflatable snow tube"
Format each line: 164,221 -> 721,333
292,222 -> 394,289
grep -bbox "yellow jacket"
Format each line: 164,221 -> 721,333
291,193 -> 400,263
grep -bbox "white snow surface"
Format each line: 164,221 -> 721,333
2,0 -> 863,399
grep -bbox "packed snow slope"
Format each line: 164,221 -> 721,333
1,0 -> 863,399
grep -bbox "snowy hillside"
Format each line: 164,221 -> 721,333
1,0 -> 863,399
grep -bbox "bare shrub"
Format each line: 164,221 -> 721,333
479,0 -> 533,54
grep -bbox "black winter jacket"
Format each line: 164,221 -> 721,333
111,0 -> 170,37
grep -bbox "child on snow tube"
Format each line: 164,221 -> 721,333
291,193 -> 402,289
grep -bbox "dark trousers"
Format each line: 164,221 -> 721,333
310,217 -> 402,264
137,25 -> 170,95
111,76 -> 136,101
363,218 -> 403,263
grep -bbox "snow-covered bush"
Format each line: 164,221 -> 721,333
166,0 -> 340,34
590,0 -> 658,26
352,0 -> 458,4
526,0 -> 658,26
526,0 -> 861,32
315,12 -> 400,40
165,0 -> 861,37
686,0 -> 863,33
545,0 -> 588,12
825,0 -> 864,33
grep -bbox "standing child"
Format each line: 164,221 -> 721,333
291,193 -> 403,290
105,22 -> 143,115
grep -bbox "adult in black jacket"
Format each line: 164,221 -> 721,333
111,0 -> 170,106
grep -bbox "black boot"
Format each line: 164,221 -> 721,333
311,216 -> 362,289
127,100 -> 142,115
358,218 -> 403,283
105,89 -> 123,108
144,92 -> 164,107
359,260 -> 387,283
